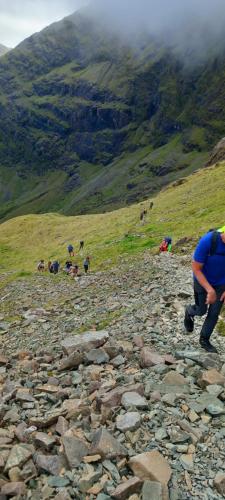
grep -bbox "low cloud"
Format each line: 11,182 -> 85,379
89,0 -> 225,64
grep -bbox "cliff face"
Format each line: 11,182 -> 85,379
0,12 -> 224,220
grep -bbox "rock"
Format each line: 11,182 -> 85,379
5,445 -> 32,472
129,451 -> 172,500
121,392 -> 148,410
48,476 -> 70,488
35,454 -> 66,476
140,348 -> 165,368
84,454 -> 102,463
61,330 -> 109,355
0,355 -> 9,366
62,435 -> 89,468
111,355 -> 125,367
162,371 -> 187,385
180,454 -> 194,471
56,416 -> 69,436
133,336 -> 144,348
116,412 -> 141,432
85,348 -> 110,364
214,472 -> 225,495
1,482 -> 26,497
91,428 -> 127,459
16,389 -> 35,402
62,399 -> 90,419
206,384 -> 224,396
58,352 -> 84,371
97,383 -> 144,408
29,408 -> 66,428
34,432 -> 56,451
169,427 -> 190,444
54,491 -> 72,500
8,467 -> 21,482
111,477 -> 142,499
197,369 -> 225,388
142,480 -> 163,500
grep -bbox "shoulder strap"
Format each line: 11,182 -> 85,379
209,231 -> 220,256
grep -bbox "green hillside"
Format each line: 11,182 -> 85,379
1,160 -> 225,286
0,10 -> 225,219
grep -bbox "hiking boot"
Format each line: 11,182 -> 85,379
184,307 -> 194,333
200,338 -> 218,353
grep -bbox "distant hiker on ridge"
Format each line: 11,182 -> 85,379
184,226 -> 225,353
37,260 -> 45,272
79,241 -> 84,251
159,237 -> 172,253
84,256 -> 90,274
52,261 -> 60,274
67,244 -> 74,257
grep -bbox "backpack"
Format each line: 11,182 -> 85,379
165,237 -> 172,245
208,230 -> 225,256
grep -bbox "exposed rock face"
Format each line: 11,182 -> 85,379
207,137 -> 225,166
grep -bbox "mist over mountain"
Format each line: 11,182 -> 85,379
90,0 -> 225,64
0,6 -> 225,221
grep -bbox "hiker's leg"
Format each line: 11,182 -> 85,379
200,287 -> 225,341
187,282 -> 207,318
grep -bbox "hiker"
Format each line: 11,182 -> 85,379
79,241 -> 84,251
84,256 -> 90,274
67,244 -> 74,257
69,264 -> 79,278
64,261 -> 72,273
52,260 -> 60,274
159,237 -> 172,253
37,260 -> 45,272
184,227 -> 225,353
149,202 -> 154,210
48,261 -> 52,272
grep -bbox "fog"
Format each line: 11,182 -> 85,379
89,0 -> 225,63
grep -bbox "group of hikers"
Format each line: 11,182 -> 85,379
37,241 -> 91,277
37,211 -> 225,354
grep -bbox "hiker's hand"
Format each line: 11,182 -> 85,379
220,292 -> 225,303
206,288 -> 217,305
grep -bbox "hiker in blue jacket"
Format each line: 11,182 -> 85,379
184,227 -> 225,353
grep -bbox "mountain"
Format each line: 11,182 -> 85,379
0,10 -> 225,221
0,44 -> 10,57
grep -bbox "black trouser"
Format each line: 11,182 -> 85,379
187,280 -> 225,340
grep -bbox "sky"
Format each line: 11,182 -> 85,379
0,0 -> 88,47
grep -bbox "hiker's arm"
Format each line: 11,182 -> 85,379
192,261 -> 217,304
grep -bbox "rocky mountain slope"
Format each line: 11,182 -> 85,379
1,9 -> 225,219
0,253 -> 225,498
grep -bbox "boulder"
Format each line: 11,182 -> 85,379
129,451 -> 172,500
197,369 -> 225,389
111,477 -> 142,499
214,472 -> 225,495
91,428 -> 127,459
62,435 -> 89,468
61,330 -> 109,355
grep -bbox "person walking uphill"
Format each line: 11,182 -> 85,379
184,227 -> 225,353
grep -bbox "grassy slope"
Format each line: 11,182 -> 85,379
0,160 -> 224,285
